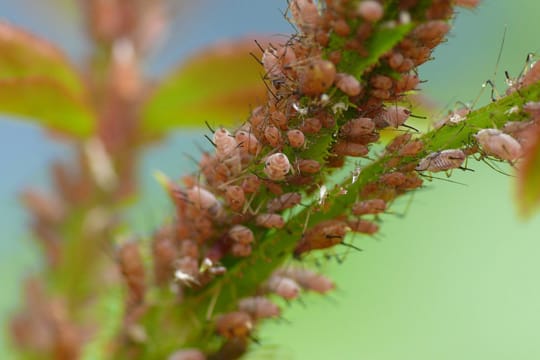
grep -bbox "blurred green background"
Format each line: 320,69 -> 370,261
1,1 -> 540,359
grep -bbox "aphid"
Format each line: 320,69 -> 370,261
395,74 -> 420,93
267,192 -> 302,213
298,58 -> 336,96
299,117 -> 323,134
396,172 -> 423,191
298,159 -> 321,174
373,106 -> 411,129
275,268 -> 335,294
332,140 -> 369,157
289,0 -> 321,33
213,128 -> 238,159
370,88 -> 391,100
294,220 -> 351,256
264,153 -> 291,181
388,52 -> 404,70
186,186 -> 222,216
385,133 -> 412,153
332,18 -> 351,37
454,0 -> 481,8
238,297 -> 281,320
256,213 -> 285,229
264,124 -> 282,147
523,101 -> 540,118
397,58 -> 415,72
328,50 -> 342,65
415,149 -> 466,172
398,140 -> 424,156
474,129 -> 522,161
357,0 -> 384,22
340,117 -> 376,139
118,242 -> 146,305
507,55 -> 540,94
215,312 -> 253,339
168,349 -> 206,360
267,275 -> 301,300
413,20 -> 450,48
433,107 -> 470,129
352,199 -> 387,216
225,185 -> 245,212
347,219 -> 379,235
180,240 -> 199,258
231,243 -> 252,257
152,228 -> 178,285
228,225 -> 254,245
235,130 -> 260,155
334,73 -> 362,96
270,110 -> 288,130
370,75 -> 393,90
242,174 -> 261,193
287,129 -> 305,148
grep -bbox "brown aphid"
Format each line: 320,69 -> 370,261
264,153 -> 291,181
379,172 -> 407,187
397,58 -> 415,72
287,129 -> 305,148
225,185 -> 245,212
347,219 -> 379,235
474,129 -> 522,161
289,0 -> 320,32
332,18 -> 351,37
298,59 -> 336,96
326,154 -> 346,168
215,312 -> 253,340
454,0 -> 480,8
231,243 -> 252,257
118,242 -> 146,305
415,149 -> 466,172
238,297 -> 281,320
298,159 -> 321,174
229,225 -> 254,245
413,20 -> 450,48
340,117 -> 376,139
328,50 -> 342,65
270,110 -> 288,130
264,180 -> 284,195
370,89 -> 392,100
152,228 -> 178,285
426,0 -> 454,20
385,133 -> 412,153
186,186 -> 222,216
242,174 -> 261,193
395,74 -> 420,93
168,349 -> 206,360
256,213 -> 285,229
373,106 -> 411,129
235,130 -> 260,155
370,75 -> 393,90
264,124 -> 282,147
335,73 -> 362,96
267,192 -> 302,213
352,199 -> 387,216
180,240 -> 199,258
276,267 -> 335,294
299,117 -> 323,134
396,172 -> 423,190
332,140 -> 369,157
398,140 -> 424,156
356,0 -> 384,22
267,275 -> 301,300
388,52 -> 404,70
213,127 -> 238,160
294,220 -> 350,256
433,107 -> 470,129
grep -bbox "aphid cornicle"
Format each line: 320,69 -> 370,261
237,297 -> 281,320
352,199 -> 387,216
215,312 -> 253,340
255,213 -> 285,229
267,275 -> 301,300
474,129 -> 522,161
264,153 -> 291,181
415,149 -> 466,172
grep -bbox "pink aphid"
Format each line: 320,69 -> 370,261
238,297 -> 281,320
267,192 -> 302,213
225,185 -> 245,212
287,129 -> 305,148
276,268 -> 335,294
168,349 -> 206,360
186,186 -> 222,215
267,275 -> 301,300
289,0 -> 320,32
374,106 -> 411,129
235,130 -> 260,155
264,153 -> 291,180
213,127 -> 238,159
357,0 -> 384,22
256,213 -> 285,229
340,117 -> 376,139
228,225 -> 254,245
433,107 -> 470,129
474,129 -> 522,161
335,73 -> 362,97
415,149 -> 466,172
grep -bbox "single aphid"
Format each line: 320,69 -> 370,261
347,219 -> 379,235
332,18 -> 351,37
433,107 -> 470,129
289,0 -> 320,33
298,58 -> 336,96
340,117 -> 376,139
256,213 -> 285,229
474,129 -> 522,161
298,159 -> 321,174
264,153 -> 291,181
332,140 -> 369,157
168,349 -> 206,360
264,124 -> 282,147
385,133 -> 412,153
299,117 -> 323,134
186,186 -> 222,216
242,174 -> 261,193
228,225 -> 254,245
267,275 -> 301,300
267,192 -> 302,213
395,74 -> 420,93
238,297 -> 281,320
224,185 -> 245,212
287,129 -> 305,148
294,220 -> 351,256
398,140 -> 424,157
373,106 -> 411,129
413,20 -> 451,48
334,72 -> 362,96
415,149 -> 466,172
213,128 -> 238,159
370,75 -> 393,90
215,312 -> 253,339
231,243 -> 252,257
357,0 -> 384,22
235,130 -> 260,155
118,242 -> 146,305
275,267 -> 335,294
388,52 -> 404,70
352,199 -> 387,216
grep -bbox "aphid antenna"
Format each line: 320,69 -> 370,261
204,134 -> 217,148
478,156 -> 515,176
340,241 -> 363,252
260,74 -> 280,101
249,51 -> 263,66
204,120 -> 216,134
400,123 -> 420,132
417,172 -> 468,186
253,39 -> 266,54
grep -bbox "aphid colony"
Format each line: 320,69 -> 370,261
109,1 -> 493,358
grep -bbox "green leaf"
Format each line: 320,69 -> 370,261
0,21 -> 94,137
141,39 -> 268,137
0,78 -> 94,136
517,127 -> 540,218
